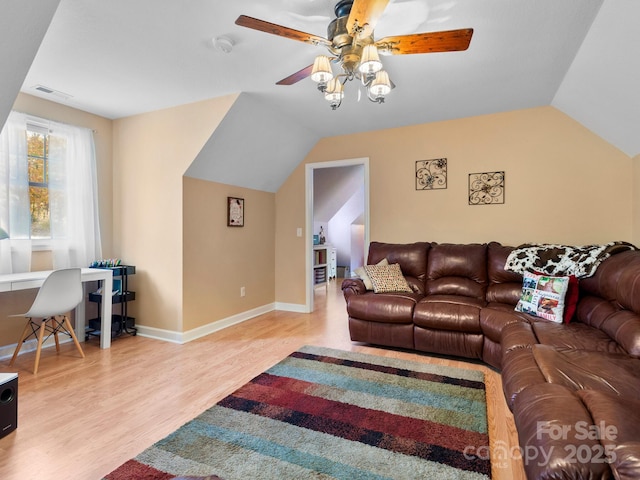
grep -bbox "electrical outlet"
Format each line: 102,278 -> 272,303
240,286 -> 246,297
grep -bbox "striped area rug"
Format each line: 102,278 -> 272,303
105,346 -> 491,479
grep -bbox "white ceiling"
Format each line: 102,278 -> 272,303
3,0 -> 639,192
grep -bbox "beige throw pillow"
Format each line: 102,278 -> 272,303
363,263 -> 412,293
354,258 -> 388,290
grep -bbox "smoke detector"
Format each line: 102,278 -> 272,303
212,36 -> 234,54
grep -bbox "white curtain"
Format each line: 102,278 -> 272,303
0,111 -> 102,273
48,121 -> 102,269
0,112 -> 32,273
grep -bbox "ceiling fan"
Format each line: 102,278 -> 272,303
235,0 -> 473,109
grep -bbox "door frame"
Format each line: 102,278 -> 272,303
305,157 -> 370,312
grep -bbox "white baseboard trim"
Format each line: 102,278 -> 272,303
0,336 -> 71,361
135,303 -> 277,344
275,302 -> 310,313
133,325 -> 184,344
0,302 -> 310,355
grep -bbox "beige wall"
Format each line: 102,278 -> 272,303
275,106 -> 633,306
275,159 -> 308,306
112,94 -> 237,334
1,99 -> 634,348
183,177 -> 275,331
1,93 -> 113,349
634,154 -> 640,245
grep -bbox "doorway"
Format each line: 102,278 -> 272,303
305,157 -> 370,312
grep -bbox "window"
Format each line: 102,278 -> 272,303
0,111 -> 102,273
27,129 -> 51,238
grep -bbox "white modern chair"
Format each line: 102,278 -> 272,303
9,268 -> 85,374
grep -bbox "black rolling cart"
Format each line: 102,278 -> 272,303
86,265 -> 137,340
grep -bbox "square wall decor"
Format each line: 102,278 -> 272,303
415,158 -> 447,190
468,171 -> 505,205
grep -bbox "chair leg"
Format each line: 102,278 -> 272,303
9,319 -> 33,367
34,318 -> 48,374
63,315 -> 85,359
54,320 -> 61,353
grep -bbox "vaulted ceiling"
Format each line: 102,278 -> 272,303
2,0 -> 639,193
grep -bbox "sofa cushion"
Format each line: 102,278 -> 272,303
606,443 -> 640,480
480,303 -> 532,343
513,383 -> 612,480
363,263 -> 412,293
580,249 -> 640,301
577,389 -> 640,480
515,271 -> 571,323
532,345 -> 640,397
348,318 -> 415,350
531,321 -> 627,354
346,291 -> 420,324
367,242 -> 430,295
501,347 -> 547,410
426,243 -> 487,299
414,327 -> 484,360
486,242 -> 523,305
413,295 -> 484,333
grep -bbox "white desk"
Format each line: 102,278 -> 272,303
0,268 -> 113,349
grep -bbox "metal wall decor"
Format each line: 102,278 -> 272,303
415,158 -> 447,190
468,171 -> 505,205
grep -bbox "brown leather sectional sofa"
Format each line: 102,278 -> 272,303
342,241 -> 640,479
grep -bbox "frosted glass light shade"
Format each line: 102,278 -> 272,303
311,56 -> 333,84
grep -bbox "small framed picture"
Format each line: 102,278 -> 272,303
227,197 -> 244,227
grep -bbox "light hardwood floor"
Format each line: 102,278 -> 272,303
0,281 -> 526,480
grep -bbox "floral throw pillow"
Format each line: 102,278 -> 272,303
363,263 -> 412,294
515,271 -> 570,323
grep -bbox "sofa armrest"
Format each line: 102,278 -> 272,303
341,278 -> 366,298
501,320 -> 538,357
513,383 -> 612,480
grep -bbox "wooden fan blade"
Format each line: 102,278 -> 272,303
377,28 -> 473,55
346,0 -> 390,37
235,15 -> 331,47
276,64 -> 314,85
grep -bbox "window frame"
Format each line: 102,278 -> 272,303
26,121 -> 53,246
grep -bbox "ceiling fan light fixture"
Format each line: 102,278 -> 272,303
358,44 -> 382,75
369,70 -> 391,101
324,77 -> 344,109
235,4 -> 474,112
311,55 -> 334,84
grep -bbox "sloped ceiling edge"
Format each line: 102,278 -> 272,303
0,0 -> 61,132
552,0 -> 640,157
185,92 -> 319,193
